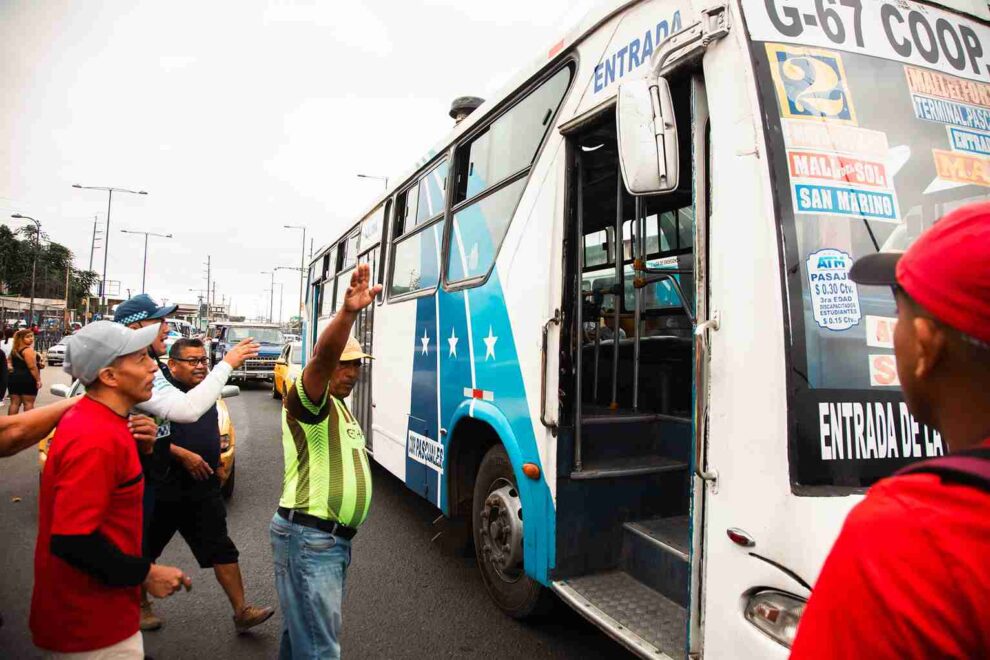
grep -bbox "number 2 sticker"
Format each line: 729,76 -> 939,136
766,43 -> 858,124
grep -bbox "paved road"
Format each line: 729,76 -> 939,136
0,370 -> 632,659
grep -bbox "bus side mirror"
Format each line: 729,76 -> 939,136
616,77 -> 679,195
221,385 -> 240,399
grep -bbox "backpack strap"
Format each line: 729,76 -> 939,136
895,446 -> 990,493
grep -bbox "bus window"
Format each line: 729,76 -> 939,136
320,279 -> 334,317
620,205 -> 696,313
750,36 -> 990,488
395,158 -> 448,239
389,222 -> 442,298
343,232 -> 359,271
447,177 -> 527,283
395,184 -> 419,238
333,267 -> 353,312
416,160 -> 448,226
455,65 -> 573,202
583,228 -> 613,268
358,204 -> 385,253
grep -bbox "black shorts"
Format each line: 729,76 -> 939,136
145,484 -> 239,568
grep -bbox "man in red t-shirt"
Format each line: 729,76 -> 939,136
790,204 -> 990,658
31,321 -> 193,658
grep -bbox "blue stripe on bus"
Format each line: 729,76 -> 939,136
402,268 -> 554,584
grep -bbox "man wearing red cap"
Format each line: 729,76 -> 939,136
790,203 -> 990,658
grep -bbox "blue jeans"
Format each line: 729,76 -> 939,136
270,512 -> 352,660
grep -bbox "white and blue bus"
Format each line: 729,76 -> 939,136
302,1 -> 990,656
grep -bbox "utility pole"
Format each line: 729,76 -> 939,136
284,225 -> 307,325
204,255 -> 211,324
88,215 -> 100,271
260,271 -> 275,323
278,283 -> 284,326
85,215 -> 101,324
71,185 -> 148,317
64,264 -> 71,329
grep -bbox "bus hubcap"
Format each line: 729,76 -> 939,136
480,480 -> 524,580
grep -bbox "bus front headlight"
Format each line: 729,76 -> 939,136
744,589 -> 806,648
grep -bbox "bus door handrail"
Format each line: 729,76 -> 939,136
633,271 -> 696,325
694,313 -> 719,486
540,309 -> 561,436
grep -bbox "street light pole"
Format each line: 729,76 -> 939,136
284,225 -> 307,324
260,271 -> 275,323
120,229 -> 172,293
357,173 -> 389,190
73,184 -> 148,317
11,214 -> 41,323
275,265 -> 304,330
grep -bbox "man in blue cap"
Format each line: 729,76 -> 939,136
113,294 -> 260,630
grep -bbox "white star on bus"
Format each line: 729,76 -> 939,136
483,326 -> 498,361
448,327 -> 459,358
421,328 -> 430,355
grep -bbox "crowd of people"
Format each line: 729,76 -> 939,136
0,264 -> 380,659
0,206 -> 987,659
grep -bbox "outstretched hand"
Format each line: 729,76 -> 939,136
343,263 -> 383,313
223,338 -> 261,369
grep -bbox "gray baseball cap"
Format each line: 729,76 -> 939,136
63,321 -> 160,385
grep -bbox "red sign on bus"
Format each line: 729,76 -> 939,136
788,150 -> 890,188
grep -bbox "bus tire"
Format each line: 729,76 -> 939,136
472,444 -> 549,619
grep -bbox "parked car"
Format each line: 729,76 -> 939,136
273,342 -> 303,400
45,338 -> 69,366
39,381 -> 240,498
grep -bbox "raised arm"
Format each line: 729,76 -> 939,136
134,339 -> 259,423
0,397 -> 77,457
301,263 -> 381,403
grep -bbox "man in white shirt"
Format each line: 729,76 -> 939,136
113,294 -> 260,630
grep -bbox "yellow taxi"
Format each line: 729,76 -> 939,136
272,341 -> 303,400
39,381 -> 240,498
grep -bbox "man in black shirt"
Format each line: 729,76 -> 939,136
144,338 -> 274,633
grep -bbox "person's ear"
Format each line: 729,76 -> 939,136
913,317 -> 947,380
96,366 -> 117,388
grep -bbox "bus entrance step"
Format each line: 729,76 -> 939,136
622,516 -> 690,607
570,455 -> 687,480
553,570 -> 686,660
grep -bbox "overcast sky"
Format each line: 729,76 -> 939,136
0,0 -> 597,321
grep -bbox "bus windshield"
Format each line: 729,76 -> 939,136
228,326 -> 284,345
747,0 -> 990,489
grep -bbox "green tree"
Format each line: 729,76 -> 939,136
0,223 -> 99,315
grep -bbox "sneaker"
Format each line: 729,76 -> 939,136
233,605 -> 275,633
140,601 -> 163,631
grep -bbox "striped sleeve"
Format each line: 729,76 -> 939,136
285,375 -> 331,424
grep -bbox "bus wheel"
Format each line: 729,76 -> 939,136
473,444 -> 547,618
